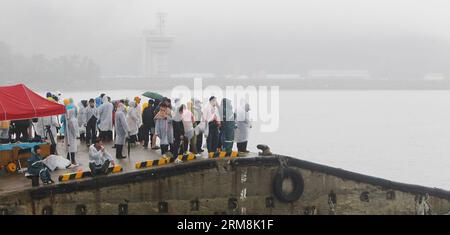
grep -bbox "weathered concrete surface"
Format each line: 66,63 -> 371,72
1,154 -> 450,215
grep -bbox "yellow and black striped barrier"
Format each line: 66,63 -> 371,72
58,165 -> 123,182
135,153 -> 198,169
170,153 -> 197,163
135,158 -> 169,169
208,151 -> 239,159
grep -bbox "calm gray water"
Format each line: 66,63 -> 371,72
60,89 -> 450,190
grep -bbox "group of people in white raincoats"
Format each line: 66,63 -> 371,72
29,92 -> 253,175
62,94 -> 132,160
149,96 -> 252,162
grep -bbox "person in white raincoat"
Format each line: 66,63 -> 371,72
97,96 -> 114,141
154,102 -> 174,156
133,97 -> 143,128
126,101 -> 140,144
134,97 -> 143,143
77,100 -> 88,142
235,102 -> 251,153
66,108 -> 79,165
114,103 -> 130,159
180,104 -> 196,153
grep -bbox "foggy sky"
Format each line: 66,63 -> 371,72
1,0 -> 450,77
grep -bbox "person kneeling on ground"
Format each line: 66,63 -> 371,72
27,145 -> 54,184
89,139 -> 115,175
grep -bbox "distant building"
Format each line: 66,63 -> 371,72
143,13 -> 173,78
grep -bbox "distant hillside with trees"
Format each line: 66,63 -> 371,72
0,41 -> 100,89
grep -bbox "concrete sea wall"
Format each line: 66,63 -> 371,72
1,156 -> 450,215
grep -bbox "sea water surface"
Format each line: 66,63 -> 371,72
58,89 -> 450,190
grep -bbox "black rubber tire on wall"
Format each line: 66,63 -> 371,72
273,167 -> 304,203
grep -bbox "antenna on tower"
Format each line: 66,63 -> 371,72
157,12 -> 167,35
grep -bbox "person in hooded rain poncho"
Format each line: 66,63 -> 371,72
235,101 -> 251,153
27,145 -> 53,184
133,97 -> 143,143
78,100 -> 88,142
60,98 -> 72,137
126,101 -> 140,144
114,103 -> 130,159
219,98 -> 235,154
98,96 -> 114,142
154,102 -> 174,157
181,104 -> 196,154
65,107 -> 79,165
150,99 -> 162,150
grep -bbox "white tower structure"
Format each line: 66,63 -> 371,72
143,13 -> 173,78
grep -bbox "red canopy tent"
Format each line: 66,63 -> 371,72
0,84 -> 66,121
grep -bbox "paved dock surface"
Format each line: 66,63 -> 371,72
0,140 -> 251,195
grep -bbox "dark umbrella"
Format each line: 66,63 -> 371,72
142,91 -> 164,101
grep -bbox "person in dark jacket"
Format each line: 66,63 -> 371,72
142,99 -> 156,149
27,145 -> 53,184
85,98 -> 98,147
171,105 -> 185,157
78,100 -> 88,142
150,99 -> 161,150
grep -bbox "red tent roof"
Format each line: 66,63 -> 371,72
0,84 -> 66,121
